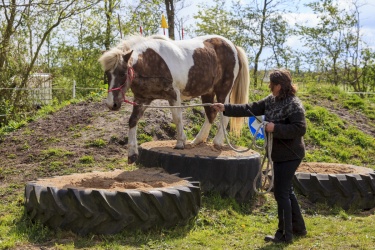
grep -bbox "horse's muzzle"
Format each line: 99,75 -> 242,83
106,100 -> 121,111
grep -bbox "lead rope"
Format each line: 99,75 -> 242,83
133,102 -> 274,194
218,112 -> 274,194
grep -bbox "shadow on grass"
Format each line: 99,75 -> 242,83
10,207 -> 198,249
9,191 -> 260,248
201,190 -> 269,215
10,192 -> 373,249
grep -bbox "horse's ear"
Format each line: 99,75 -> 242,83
123,50 -> 133,63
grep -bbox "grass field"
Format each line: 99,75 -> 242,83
1,84 -> 375,249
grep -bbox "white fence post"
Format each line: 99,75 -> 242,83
73,80 -> 76,99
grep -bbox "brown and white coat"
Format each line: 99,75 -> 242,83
99,35 -> 250,163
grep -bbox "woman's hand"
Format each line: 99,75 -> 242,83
265,122 -> 275,132
212,103 -> 225,112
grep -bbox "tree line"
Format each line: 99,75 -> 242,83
0,0 -> 374,126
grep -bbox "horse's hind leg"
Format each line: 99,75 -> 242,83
128,100 -> 149,164
190,116 -> 212,147
168,99 -> 186,149
190,94 -> 215,147
213,95 -> 230,148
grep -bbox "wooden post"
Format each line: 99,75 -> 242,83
73,80 -> 76,99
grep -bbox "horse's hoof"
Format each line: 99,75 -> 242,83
174,145 -> 185,150
189,141 -> 203,148
128,154 -> 138,164
184,144 -> 194,149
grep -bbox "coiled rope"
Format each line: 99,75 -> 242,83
218,113 -> 274,194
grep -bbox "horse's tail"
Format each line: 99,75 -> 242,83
230,46 -> 250,136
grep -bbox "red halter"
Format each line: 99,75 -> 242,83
107,67 -> 137,105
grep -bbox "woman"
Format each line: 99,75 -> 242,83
212,69 -> 307,244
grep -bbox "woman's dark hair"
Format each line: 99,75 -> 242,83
269,69 -> 297,100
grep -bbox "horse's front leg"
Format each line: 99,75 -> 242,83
128,101 -> 149,164
168,99 -> 186,149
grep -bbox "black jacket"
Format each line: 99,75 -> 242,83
224,94 -> 306,162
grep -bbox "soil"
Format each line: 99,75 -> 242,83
140,140 -> 258,157
0,97 -> 374,192
32,168 -> 189,191
297,162 -> 374,175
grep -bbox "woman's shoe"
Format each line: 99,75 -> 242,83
264,235 -> 292,244
293,230 -> 307,237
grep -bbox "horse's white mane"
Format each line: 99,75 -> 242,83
99,34 -> 172,71
117,34 -> 171,51
98,48 -> 123,72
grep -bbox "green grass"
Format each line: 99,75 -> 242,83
299,85 -> 375,168
0,193 -> 374,249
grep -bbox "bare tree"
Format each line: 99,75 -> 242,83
0,0 -> 100,120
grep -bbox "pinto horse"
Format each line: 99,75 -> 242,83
99,35 -> 250,163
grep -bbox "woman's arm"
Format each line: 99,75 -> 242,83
212,98 -> 268,118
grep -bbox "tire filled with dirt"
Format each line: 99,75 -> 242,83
137,140 -> 262,203
293,162 -> 375,210
24,168 -> 201,235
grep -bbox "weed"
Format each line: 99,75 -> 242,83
138,133 -> 153,144
41,148 -> 74,159
49,161 -> 64,170
22,129 -> 33,136
344,95 -> 365,110
86,139 -> 107,148
21,142 -> 30,150
73,132 -> 82,138
7,154 -> 16,159
79,155 -> 95,164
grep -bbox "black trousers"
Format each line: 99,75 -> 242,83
273,159 -> 306,240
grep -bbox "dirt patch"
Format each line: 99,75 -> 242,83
297,162 -> 374,175
140,140 -> 258,157
32,168 -> 188,191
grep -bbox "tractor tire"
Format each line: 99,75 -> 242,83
137,141 -> 261,203
24,170 -> 201,235
293,164 -> 375,210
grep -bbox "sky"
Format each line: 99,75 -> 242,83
287,0 -> 375,49
158,0 -> 374,70
170,0 -> 375,50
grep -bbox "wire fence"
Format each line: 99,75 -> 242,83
1,85 -> 375,119
0,82 -> 102,119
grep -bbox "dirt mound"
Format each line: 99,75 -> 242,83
0,99 -> 182,186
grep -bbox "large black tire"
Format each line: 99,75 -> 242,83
137,142 -> 261,203
293,166 -> 375,210
25,177 -> 201,235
